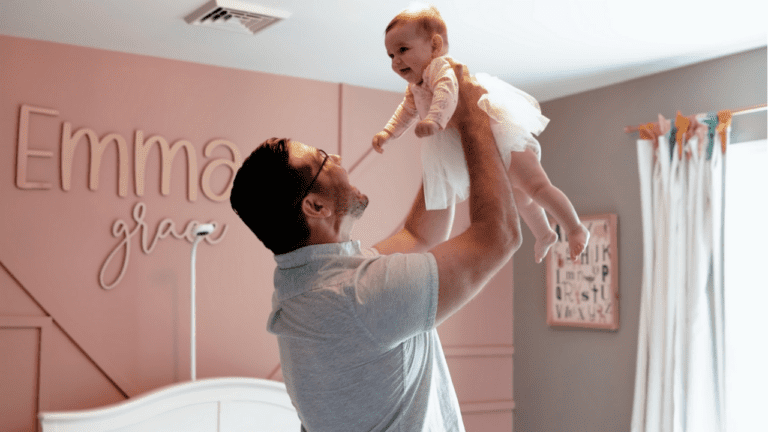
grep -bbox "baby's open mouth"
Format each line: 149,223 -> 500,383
400,67 -> 411,74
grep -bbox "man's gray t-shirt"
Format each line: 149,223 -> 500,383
269,240 -> 464,431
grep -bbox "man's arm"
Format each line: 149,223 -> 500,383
373,185 -> 455,255
429,62 -> 521,325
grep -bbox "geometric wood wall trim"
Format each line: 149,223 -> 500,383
443,344 -> 514,358
0,316 -> 53,432
443,344 -> 515,414
0,261 -> 128,399
461,400 -> 516,413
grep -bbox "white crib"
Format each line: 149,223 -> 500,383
38,377 -> 301,432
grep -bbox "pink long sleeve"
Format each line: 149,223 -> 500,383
383,57 -> 460,138
383,87 -> 419,138
421,57 -> 458,130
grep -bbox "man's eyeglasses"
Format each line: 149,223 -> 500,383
295,149 -> 329,207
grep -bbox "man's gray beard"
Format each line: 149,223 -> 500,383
348,195 -> 369,218
337,192 -> 369,219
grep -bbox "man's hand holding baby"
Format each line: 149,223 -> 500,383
415,119 -> 440,137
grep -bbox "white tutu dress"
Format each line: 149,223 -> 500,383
383,55 -> 550,210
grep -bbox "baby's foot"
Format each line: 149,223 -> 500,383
534,230 -> 558,263
568,224 -> 590,262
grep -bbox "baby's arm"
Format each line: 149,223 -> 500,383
417,58 -> 459,137
372,130 -> 392,153
373,88 -> 419,153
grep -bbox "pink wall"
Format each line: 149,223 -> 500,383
1,35 -> 513,432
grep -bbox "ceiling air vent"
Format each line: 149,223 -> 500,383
184,0 -> 290,35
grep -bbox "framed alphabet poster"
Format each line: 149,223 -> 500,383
546,213 -> 619,330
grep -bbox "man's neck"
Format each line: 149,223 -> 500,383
307,214 -> 355,246
336,215 -> 355,242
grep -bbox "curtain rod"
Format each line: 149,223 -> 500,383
624,103 -> 767,134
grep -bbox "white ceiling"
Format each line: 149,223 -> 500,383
1,0 -> 766,102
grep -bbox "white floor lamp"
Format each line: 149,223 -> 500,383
190,223 -> 214,381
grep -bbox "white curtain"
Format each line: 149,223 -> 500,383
631,120 -> 727,432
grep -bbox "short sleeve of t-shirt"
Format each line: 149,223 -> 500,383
352,251 -> 439,348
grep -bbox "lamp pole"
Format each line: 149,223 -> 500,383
190,223 -> 214,381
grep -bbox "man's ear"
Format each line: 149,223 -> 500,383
431,34 -> 443,55
300,193 -> 333,219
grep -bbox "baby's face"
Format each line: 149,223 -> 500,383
385,21 -> 435,85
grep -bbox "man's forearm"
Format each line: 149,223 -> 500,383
455,114 -> 518,250
429,62 -> 521,325
402,185 -> 455,250
372,185 -> 454,255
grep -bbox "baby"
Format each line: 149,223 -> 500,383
372,4 -> 589,262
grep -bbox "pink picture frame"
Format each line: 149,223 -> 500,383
546,213 -> 619,330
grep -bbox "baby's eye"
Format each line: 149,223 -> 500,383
399,47 -> 408,53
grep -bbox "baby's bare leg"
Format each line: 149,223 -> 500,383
513,187 -> 557,263
508,148 -> 589,261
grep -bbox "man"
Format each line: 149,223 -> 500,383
230,63 -> 521,431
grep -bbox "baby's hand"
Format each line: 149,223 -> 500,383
372,130 -> 392,153
415,119 -> 440,138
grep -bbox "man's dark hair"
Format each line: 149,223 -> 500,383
230,137 -> 315,255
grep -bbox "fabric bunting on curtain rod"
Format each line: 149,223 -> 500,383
635,111 -> 732,161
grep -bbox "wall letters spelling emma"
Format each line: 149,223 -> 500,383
15,104 -> 237,290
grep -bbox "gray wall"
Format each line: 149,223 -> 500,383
513,47 -> 767,431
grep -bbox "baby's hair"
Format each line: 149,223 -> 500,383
385,4 -> 448,52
